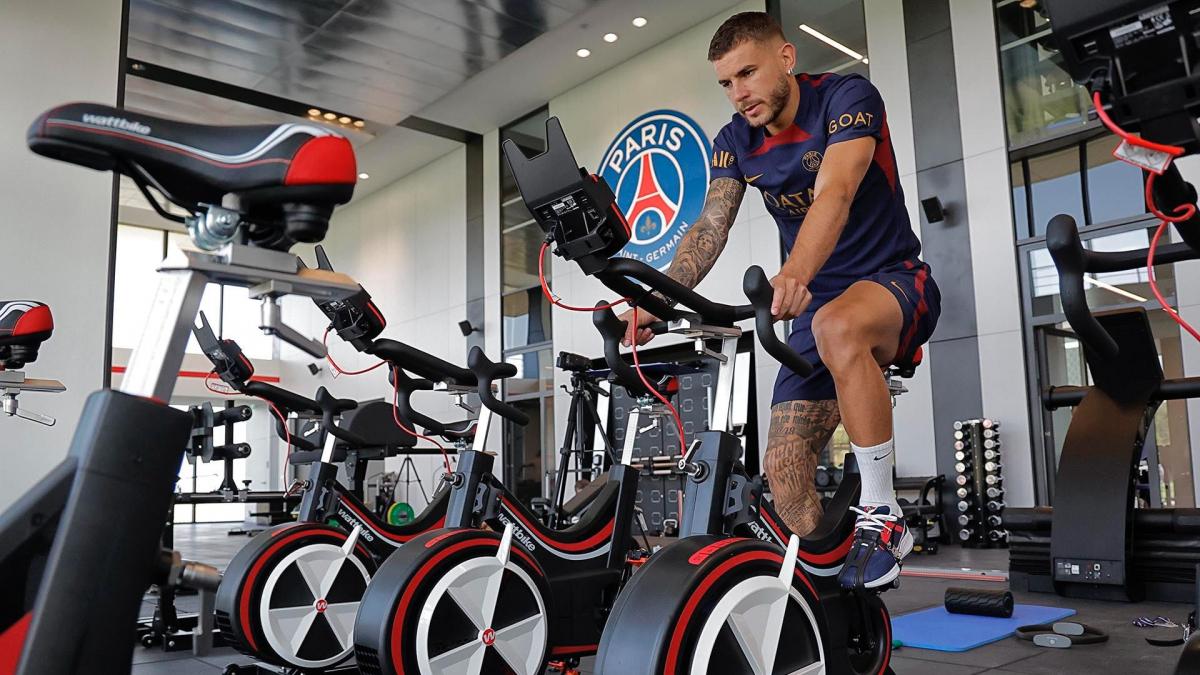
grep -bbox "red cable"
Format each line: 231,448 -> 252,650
323,328 -> 386,375
1091,91 -> 1200,345
204,370 -> 295,490
1145,175 -> 1200,343
1092,91 -> 1186,158
538,241 -> 629,312
631,306 -> 688,523
391,366 -> 453,476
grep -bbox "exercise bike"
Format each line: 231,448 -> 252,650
195,315 -> 456,671
502,117 -> 894,674
352,345 -> 644,675
2,101 -> 364,675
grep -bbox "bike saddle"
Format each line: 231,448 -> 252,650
889,346 -> 924,379
0,301 -> 53,369
341,401 -> 418,449
27,103 -> 356,241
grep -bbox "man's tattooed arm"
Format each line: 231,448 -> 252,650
662,177 -> 746,292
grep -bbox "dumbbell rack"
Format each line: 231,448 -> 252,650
953,418 -> 1007,548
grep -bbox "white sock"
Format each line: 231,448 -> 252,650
852,438 -> 900,514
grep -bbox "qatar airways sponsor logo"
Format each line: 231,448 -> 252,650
495,512 -> 536,553
81,113 -> 151,135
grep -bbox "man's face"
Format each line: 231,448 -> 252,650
713,38 -> 794,128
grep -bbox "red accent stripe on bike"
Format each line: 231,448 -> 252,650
687,538 -> 740,565
664,550 -> 816,674
340,497 -> 444,543
284,136 -> 356,186
389,535 -> 540,670
878,606 -> 892,675
758,508 -> 788,544
238,527 -> 369,653
0,612 -> 32,675
759,509 -> 852,565
11,305 -> 52,337
110,365 -> 281,383
499,496 -> 613,552
551,644 -> 599,656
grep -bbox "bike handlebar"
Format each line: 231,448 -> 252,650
592,304 -> 670,396
743,266 -> 814,376
367,338 -> 476,387
594,257 -> 754,326
467,347 -> 530,425
387,368 -> 448,435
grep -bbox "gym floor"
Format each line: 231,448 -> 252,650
134,524 -> 1189,675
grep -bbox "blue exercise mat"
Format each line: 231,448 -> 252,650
892,604 -> 1076,652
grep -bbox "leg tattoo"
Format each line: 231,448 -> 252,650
763,400 -> 842,536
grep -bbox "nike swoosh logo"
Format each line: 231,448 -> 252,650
745,173 -> 764,184
873,448 -> 895,461
890,281 -> 911,305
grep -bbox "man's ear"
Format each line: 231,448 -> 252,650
780,41 -> 796,73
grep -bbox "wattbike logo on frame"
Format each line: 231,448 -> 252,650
599,110 -> 711,270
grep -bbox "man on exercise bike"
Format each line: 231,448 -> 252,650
620,11 -> 940,589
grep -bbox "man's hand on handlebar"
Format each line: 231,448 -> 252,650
618,307 -> 660,347
769,268 -> 813,321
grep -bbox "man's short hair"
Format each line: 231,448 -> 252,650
708,12 -> 786,61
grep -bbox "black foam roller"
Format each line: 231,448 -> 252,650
944,587 -> 1014,618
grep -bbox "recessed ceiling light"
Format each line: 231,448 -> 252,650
603,32 -> 618,43
338,116 -> 352,124
323,112 -> 337,120
353,120 -> 365,128
358,172 -> 370,180
632,17 -> 647,28
576,48 -> 591,58
308,108 -> 321,116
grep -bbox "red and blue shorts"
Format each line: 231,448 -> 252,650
771,259 -> 939,404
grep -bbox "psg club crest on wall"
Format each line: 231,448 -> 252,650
599,110 -> 711,270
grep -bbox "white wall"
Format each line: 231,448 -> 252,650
0,2 -> 122,510
278,148 -> 469,508
950,0 -> 1036,507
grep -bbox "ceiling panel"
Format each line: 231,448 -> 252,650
128,0 -> 598,126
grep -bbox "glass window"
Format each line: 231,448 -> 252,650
1085,136 -> 1146,223
502,222 -> 550,294
1028,146 -> 1084,237
997,2 -> 1091,147
502,348 -> 554,398
1038,311 -> 1193,507
504,399 -> 544,505
1028,226 -> 1178,317
1011,161 -> 1029,238
502,289 -> 551,349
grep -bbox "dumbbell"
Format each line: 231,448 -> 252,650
956,486 -> 974,499
986,474 -> 1003,486
984,439 -> 1000,450
985,461 -> 1002,473
986,514 -> 1003,527
987,500 -> 1006,513
958,528 -> 974,541
986,486 -> 1003,499
987,530 -> 1007,542
982,418 -> 999,430
957,500 -> 971,513
958,513 -> 975,526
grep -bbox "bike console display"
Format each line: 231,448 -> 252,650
502,117 -> 629,275
1045,0 -> 1200,150
193,312 -> 254,387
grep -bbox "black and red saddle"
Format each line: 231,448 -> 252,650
0,301 -> 53,369
27,103 -> 357,246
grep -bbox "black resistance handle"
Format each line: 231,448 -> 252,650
467,347 -> 530,425
367,338 -> 476,387
387,367 -> 447,435
743,266 -> 814,377
314,387 -> 370,448
242,381 -> 322,416
598,257 -> 754,325
592,304 -> 669,397
1045,214 -> 1119,360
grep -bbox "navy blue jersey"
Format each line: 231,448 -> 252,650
711,73 -> 921,297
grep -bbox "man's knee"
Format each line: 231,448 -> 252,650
812,306 -> 870,374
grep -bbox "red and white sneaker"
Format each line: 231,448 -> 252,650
837,505 -> 913,590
